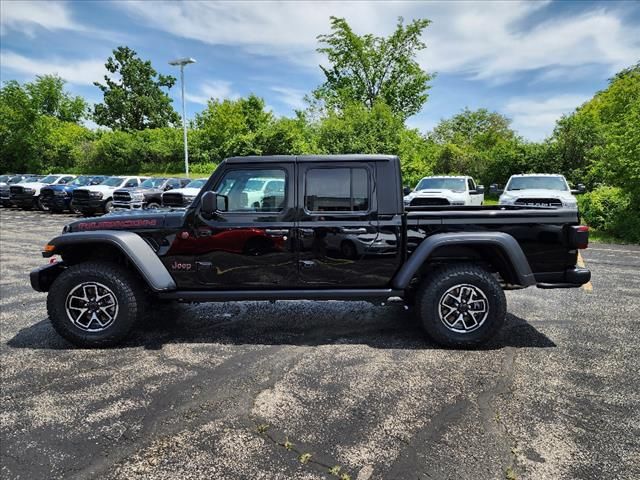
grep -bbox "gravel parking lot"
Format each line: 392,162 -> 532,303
1,209 -> 639,480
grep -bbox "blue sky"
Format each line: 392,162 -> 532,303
1,0 -> 638,140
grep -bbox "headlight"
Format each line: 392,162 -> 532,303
132,192 -> 145,200
184,195 -> 196,204
90,191 -> 103,199
23,188 -> 35,194
499,196 -> 514,205
563,199 -> 577,208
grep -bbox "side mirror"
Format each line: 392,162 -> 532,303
476,185 -> 485,194
573,183 -> 586,194
403,186 -> 412,195
201,191 -> 228,215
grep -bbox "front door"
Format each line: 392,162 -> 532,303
165,163 -> 298,289
296,162 -> 395,287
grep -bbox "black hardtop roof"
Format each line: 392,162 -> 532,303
225,154 -> 398,164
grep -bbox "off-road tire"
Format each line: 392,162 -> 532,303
36,196 -> 48,211
47,261 -> 147,347
416,264 -> 506,348
146,202 -> 160,209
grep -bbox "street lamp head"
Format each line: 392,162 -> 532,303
169,57 -> 196,66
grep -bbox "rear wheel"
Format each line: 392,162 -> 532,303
47,261 -> 147,347
415,264 -> 506,348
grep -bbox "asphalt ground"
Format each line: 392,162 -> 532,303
1,208 -> 638,480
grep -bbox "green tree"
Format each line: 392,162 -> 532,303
25,75 -> 87,122
93,46 -> 180,131
313,16 -> 433,119
192,95 -> 273,161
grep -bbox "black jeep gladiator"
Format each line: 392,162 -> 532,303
30,155 -> 590,348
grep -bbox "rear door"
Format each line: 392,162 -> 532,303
165,162 -> 298,289
468,178 -> 483,205
296,161 -> 394,287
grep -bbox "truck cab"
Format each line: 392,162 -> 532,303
31,155 -> 590,349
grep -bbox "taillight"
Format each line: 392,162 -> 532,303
572,225 -> 589,249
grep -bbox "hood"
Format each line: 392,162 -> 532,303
501,189 -> 575,199
45,183 -> 83,193
64,210 -> 186,233
405,189 -> 466,201
163,187 -> 201,196
81,184 -> 123,194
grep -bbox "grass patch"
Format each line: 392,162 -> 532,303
587,228 -> 634,245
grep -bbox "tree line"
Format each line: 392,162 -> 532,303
0,17 -> 638,241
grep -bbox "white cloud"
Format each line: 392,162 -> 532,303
270,86 -> 307,110
184,80 -> 239,105
503,94 -> 590,141
119,1 -> 640,80
0,50 -> 106,85
1,1 -> 81,36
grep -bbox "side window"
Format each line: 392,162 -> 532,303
468,178 -> 476,191
181,179 -> 191,187
167,179 -> 181,188
213,169 -> 287,212
60,176 -> 74,184
305,167 -> 369,212
124,179 -> 138,188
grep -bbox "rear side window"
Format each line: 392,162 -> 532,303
305,167 -> 369,212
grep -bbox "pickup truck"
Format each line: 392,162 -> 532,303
30,155 -> 591,348
10,174 -> 76,210
497,174 -> 579,210
404,176 -> 484,207
40,175 -> 108,213
112,177 -> 192,210
72,176 -> 147,215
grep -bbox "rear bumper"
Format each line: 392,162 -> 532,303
536,267 -> 591,289
30,262 -> 66,292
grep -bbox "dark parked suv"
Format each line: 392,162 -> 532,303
112,177 -> 191,210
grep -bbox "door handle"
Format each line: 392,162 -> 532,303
299,260 -> 315,268
265,229 -> 289,235
341,227 -> 368,234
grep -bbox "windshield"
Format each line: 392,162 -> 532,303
23,177 -> 41,183
415,178 -> 466,192
244,179 -> 266,192
141,178 -> 167,188
70,176 -> 91,186
100,177 -> 125,187
185,179 -> 206,189
0,175 -> 9,183
40,175 -> 60,184
507,176 -> 567,191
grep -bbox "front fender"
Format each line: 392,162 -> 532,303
43,231 -> 176,292
392,232 -> 536,289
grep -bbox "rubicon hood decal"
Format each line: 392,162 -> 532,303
75,218 -> 161,231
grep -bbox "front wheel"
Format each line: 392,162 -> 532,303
47,261 -> 147,347
146,202 -> 160,209
416,264 -> 506,348
103,200 -> 114,214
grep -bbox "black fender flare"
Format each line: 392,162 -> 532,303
43,231 -> 176,292
391,232 -> 536,289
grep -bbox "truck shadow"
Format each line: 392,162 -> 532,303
8,301 -> 556,351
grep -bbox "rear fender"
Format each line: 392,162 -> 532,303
392,232 -> 536,289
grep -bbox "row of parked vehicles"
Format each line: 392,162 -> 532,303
0,173 -> 208,215
1,171 -> 583,218
402,173 -> 583,210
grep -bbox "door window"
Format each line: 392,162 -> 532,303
214,169 -> 286,212
124,179 -> 139,188
467,178 -> 476,191
305,167 -> 369,212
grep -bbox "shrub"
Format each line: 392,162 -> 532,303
578,186 -> 639,242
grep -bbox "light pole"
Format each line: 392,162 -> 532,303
169,57 -> 196,176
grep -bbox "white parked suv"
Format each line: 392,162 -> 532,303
10,174 -> 76,210
404,176 -> 485,207
498,174 -> 578,210
72,176 -> 147,215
